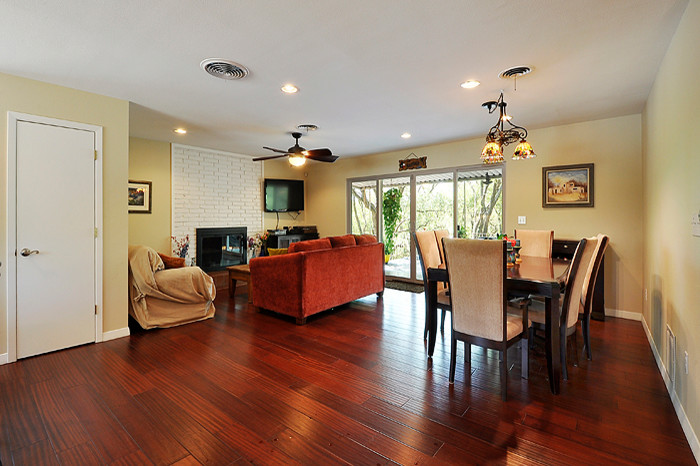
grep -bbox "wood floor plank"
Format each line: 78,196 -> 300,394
0,290 -> 694,464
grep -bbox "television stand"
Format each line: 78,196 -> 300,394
267,227 -> 319,249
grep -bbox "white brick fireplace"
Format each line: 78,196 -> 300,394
171,144 -> 263,264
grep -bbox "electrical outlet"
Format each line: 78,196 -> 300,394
518,216 -> 526,225
685,351 -> 689,375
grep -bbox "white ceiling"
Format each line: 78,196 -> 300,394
0,0 -> 688,159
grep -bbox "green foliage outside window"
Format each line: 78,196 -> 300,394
382,187 -> 403,257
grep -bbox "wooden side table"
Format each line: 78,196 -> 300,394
227,264 -> 252,303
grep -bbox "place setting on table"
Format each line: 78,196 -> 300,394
424,232 -> 573,395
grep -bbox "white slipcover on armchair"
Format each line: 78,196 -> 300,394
128,245 -> 216,329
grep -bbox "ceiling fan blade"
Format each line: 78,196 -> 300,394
252,153 -> 288,162
306,153 -> 339,163
262,146 -> 289,154
304,148 -> 337,162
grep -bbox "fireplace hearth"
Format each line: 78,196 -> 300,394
196,227 -> 247,272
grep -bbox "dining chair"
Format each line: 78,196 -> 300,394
435,229 -> 450,264
580,233 -> 609,360
442,238 -> 529,401
529,237 -> 592,380
514,229 -> 554,258
415,230 -> 451,338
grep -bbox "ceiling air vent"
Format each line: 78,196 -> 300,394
200,59 -> 249,80
499,66 -> 532,79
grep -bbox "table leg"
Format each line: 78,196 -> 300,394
427,279 -> 437,357
229,278 -> 237,298
545,292 -> 561,394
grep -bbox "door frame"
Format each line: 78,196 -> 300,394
6,112 -> 103,363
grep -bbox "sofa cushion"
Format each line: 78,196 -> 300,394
158,252 -> 186,269
354,234 -> 378,245
267,247 -> 288,256
329,234 -> 356,248
288,237 -> 332,253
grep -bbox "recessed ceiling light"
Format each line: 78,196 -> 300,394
281,84 -> 298,94
460,80 -> 480,89
173,128 -> 187,134
401,132 -> 411,139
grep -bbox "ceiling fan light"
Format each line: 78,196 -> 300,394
513,139 -> 535,160
288,154 -> 306,166
481,140 -> 503,164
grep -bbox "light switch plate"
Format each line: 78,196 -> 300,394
518,216 -> 526,225
692,211 -> 700,237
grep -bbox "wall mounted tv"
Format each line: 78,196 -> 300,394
264,178 -> 304,212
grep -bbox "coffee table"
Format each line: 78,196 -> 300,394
227,264 -> 252,302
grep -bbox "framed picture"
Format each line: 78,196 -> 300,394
128,180 -> 152,213
542,163 -> 594,208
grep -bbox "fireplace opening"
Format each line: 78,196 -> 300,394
196,227 -> 247,272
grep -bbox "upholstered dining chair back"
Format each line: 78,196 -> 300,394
581,234 -> 609,317
515,229 -> 554,258
434,229 -> 450,264
564,237 -> 597,330
443,238 -> 506,342
416,230 -> 442,278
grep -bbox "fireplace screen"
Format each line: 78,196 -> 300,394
196,227 -> 247,272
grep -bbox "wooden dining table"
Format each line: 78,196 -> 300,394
427,257 -> 570,395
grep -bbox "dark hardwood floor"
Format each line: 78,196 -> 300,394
1,288 -> 695,465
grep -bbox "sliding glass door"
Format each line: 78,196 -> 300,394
348,165 -> 503,281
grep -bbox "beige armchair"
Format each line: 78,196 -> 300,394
443,238 -> 529,400
128,245 -> 216,329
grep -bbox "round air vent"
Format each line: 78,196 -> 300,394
200,58 -> 249,80
499,66 -> 532,79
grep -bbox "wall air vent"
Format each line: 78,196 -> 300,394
200,58 -> 249,80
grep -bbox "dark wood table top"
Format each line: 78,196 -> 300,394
428,257 -> 569,285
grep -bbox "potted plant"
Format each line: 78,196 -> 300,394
382,187 -> 402,263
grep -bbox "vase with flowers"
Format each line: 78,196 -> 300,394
247,232 -> 270,259
171,235 -> 190,264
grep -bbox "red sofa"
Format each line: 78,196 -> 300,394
249,234 -> 385,324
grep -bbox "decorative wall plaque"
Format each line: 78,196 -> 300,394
398,152 -> 427,171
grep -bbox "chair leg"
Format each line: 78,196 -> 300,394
440,309 -> 446,332
583,315 -> 592,360
561,329 -> 568,381
500,346 -> 508,401
521,336 -> 529,380
423,297 -> 429,340
449,335 -> 457,384
572,329 -> 580,368
464,343 -> 471,366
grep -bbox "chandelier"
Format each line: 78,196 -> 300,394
480,92 -> 535,164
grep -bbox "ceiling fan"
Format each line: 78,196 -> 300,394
253,132 -> 338,166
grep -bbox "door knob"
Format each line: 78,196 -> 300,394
20,248 -> 40,257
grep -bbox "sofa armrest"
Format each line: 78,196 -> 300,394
249,253 -> 304,314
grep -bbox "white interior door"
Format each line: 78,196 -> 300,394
15,120 -> 96,359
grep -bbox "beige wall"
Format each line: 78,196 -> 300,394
299,114 -> 643,317
0,72 -> 130,353
262,160 -> 310,231
643,0 -> 699,447
128,137 -> 171,253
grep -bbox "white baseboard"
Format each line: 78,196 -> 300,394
0,353 -> 7,365
102,327 -> 130,342
605,307 -> 642,321
642,316 -> 699,462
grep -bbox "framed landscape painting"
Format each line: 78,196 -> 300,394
542,163 -> 594,208
128,180 -> 152,213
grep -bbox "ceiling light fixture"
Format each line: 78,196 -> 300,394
401,132 -> 411,139
460,80 -> 480,89
173,128 -> 187,134
480,92 -> 535,164
288,153 -> 306,167
281,84 -> 298,94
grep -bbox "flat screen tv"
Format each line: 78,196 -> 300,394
264,178 -> 304,212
